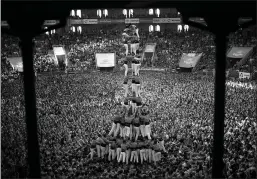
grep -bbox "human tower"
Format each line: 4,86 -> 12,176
89,25 -> 166,164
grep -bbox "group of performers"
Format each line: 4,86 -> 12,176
122,24 -> 142,99
88,24 -> 166,164
89,103 -> 167,164
122,24 -> 140,56
122,24 -> 142,77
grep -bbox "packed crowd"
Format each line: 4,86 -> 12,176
1,55 -> 20,81
1,70 -> 256,178
1,25 -> 256,178
2,24 -> 256,76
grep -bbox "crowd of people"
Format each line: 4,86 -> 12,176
2,25 -> 256,77
1,70 -> 256,178
1,21 -> 257,179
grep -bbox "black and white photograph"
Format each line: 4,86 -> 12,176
1,1 -> 256,178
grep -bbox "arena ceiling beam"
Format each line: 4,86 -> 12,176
1,0 -> 256,178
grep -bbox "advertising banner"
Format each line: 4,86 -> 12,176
82,19 -> 98,24
70,19 -> 83,25
239,72 -> 251,79
53,46 -> 68,67
53,47 -> 66,55
95,53 -> 116,67
144,43 -> 156,53
125,18 -> 140,24
111,19 -> 125,23
227,47 -> 253,58
139,18 -> 153,23
69,18 -> 185,24
70,19 -> 98,25
7,57 -> 23,72
99,19 -> 112,24
44,20 -> 59,26
153,18 -> 181,23
227,47 -> 253,67
179,53 -> 202,68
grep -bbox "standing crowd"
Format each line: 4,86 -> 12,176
1,24 -> 257,179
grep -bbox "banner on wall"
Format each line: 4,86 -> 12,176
68,18 -> 184,25
71,19 -> 82,25
112,19 -> 125,23
125,18 -> 139,24
227,47 -> 253,58
95,53 -> 116,67
53,46 -> 68,67
144,43 -> 156,53
2,20 -> 59,26
82,19 -> 98,24
44,20 -> 59,26
71,19 -> 98,25
179,53 -> 202,68
153,18 -> 181,23
226,47 -> 253,68
239,72 -> 251,79
7,57 -> 23,72
99,19 -> 112,23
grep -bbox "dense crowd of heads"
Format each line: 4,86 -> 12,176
1,24 -> 257,179
1,70 -> 256,178
1,25 -> 256,77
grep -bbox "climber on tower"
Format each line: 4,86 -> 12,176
130,24 -> 140,56
122,25 -> 131,56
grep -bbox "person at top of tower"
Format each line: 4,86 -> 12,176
130,24 -> 140,55
122,27 -> 131,56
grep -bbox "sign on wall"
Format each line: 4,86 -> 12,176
82,19 -> 98,24
153,18 -> 181,23
239,72 -> 251,79
95,53 -> 116,67
7,57 -> 23,72
179,53 -> 202,68
125,18 -> 140,24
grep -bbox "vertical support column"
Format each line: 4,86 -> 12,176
20,37 -> 41,178
212,32 -> 228,178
